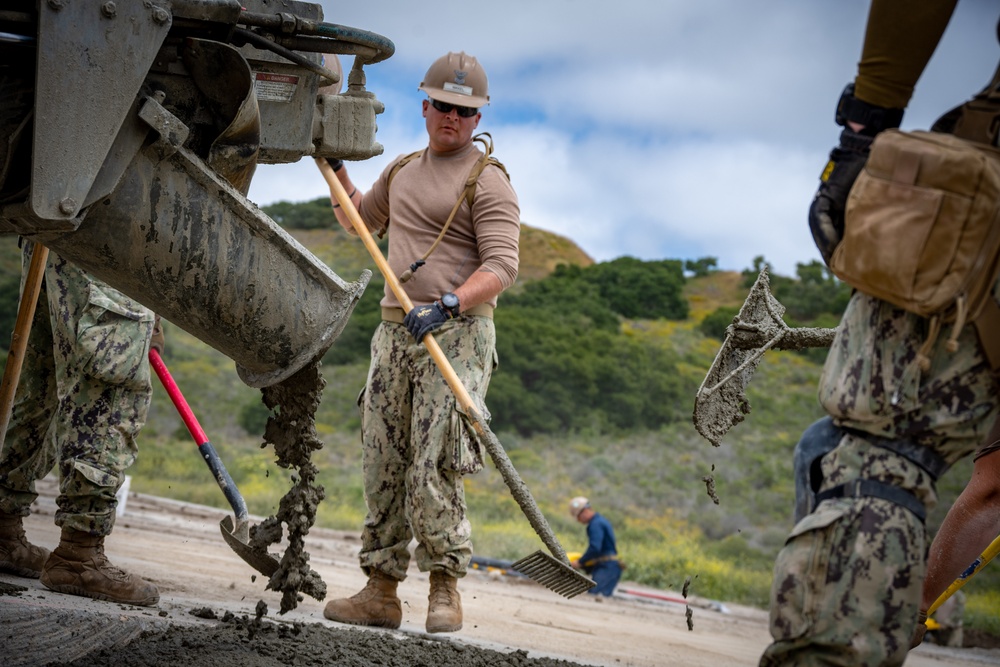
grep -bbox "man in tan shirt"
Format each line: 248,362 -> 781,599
315,51 -> 519,634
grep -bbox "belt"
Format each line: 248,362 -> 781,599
382,303 -> 494,324
815,478 -> 927,522
582,555 -> 620,567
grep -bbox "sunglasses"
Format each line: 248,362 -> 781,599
430,99 -> 479,118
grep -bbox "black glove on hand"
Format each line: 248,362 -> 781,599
808,128 -> 873,265
403,301 -> 451,342
326,157 -> 344,172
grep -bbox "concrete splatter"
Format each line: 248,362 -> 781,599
702,464 -> 720,505
683,575 -> 694,631
248,361 -> 328,614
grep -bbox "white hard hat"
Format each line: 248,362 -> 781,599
419,51 -> 489,108
569,496 -> 590,519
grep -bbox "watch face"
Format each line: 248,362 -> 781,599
442,293 -> 459,309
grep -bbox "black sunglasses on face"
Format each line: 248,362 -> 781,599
430,99 -> 479,118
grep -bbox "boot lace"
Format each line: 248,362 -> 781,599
92,545 -> 130,582
429,581 -> 455,608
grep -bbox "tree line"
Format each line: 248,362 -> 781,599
0,210 -> 852,439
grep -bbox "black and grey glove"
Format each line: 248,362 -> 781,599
403,302 -> 451,342
808,128 -> 872,265
326,157 -> 344,172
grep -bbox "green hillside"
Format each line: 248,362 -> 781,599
0,211 -> 995,636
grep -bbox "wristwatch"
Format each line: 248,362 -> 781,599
440,292 -> 460,318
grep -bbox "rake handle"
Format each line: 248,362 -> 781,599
323,167 -> 570,564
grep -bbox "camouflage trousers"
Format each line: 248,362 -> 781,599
0,244 -> 154,536
358,315 -> 496,581
762,290 -> 1000,667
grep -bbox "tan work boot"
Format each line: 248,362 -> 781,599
0,513 -> 50,578
324,570 -> 402,628
40,528 -> 159,606
426,570 -> 462,633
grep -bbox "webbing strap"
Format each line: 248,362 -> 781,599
816,479 -> 927,523
951,55 -> 1000,146
842,427 -> 949,480
391,132 -> 509,283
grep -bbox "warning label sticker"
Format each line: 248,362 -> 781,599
253,71 -> 300,103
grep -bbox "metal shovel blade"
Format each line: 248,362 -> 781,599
220,515 -> 280,577
511,550 -> 595,598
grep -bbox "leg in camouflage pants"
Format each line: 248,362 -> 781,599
761,290 -> 1000,667
0,243 -> 154,536
358,315 -> 495,581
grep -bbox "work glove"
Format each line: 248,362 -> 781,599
909,610 -> 928,649
326,157 -> 344,172
808,128 -> 872,266
403,301 -> 451,342
150,314 -> 165,356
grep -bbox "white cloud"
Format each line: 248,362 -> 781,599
248,0 -> 1000,277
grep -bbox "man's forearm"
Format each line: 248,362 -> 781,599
452,269 -> 503,312
921,453 -> 1000,610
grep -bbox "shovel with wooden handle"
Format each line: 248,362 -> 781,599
320,164 -> 594,598
0,244 -> 49,457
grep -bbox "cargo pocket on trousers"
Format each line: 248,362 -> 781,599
768,498 -> 852,642
76,284 -> 154,385
445,393 -> 490,475
71,460 -> 120,491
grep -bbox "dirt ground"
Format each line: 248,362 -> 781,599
2,479 -> 998,667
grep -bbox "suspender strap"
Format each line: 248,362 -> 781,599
816,478 -> 927,523
388,133 -> 509,283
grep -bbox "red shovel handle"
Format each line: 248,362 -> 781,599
148,347 -> 249,524
148,347 -> 208,446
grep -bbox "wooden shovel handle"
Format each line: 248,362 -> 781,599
0,244 -> 49,455
321,168 -> 481,424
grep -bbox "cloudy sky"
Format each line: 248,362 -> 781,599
247,1 -> 998,277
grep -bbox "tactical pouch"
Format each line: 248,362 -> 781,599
831,129 -> 1000,370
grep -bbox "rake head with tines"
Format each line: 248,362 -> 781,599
511,550 -> 595,598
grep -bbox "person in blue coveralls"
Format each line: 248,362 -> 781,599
568,496 -> 623,597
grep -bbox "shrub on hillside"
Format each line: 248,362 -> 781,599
262,197 -> 335,230
699,305 -> 740,340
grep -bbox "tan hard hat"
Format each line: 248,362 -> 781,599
419,51 -> 489,108
569,496 -> 590,519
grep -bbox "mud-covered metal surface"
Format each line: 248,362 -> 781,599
28,140 -> 370,388
3,0 -> 383,388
